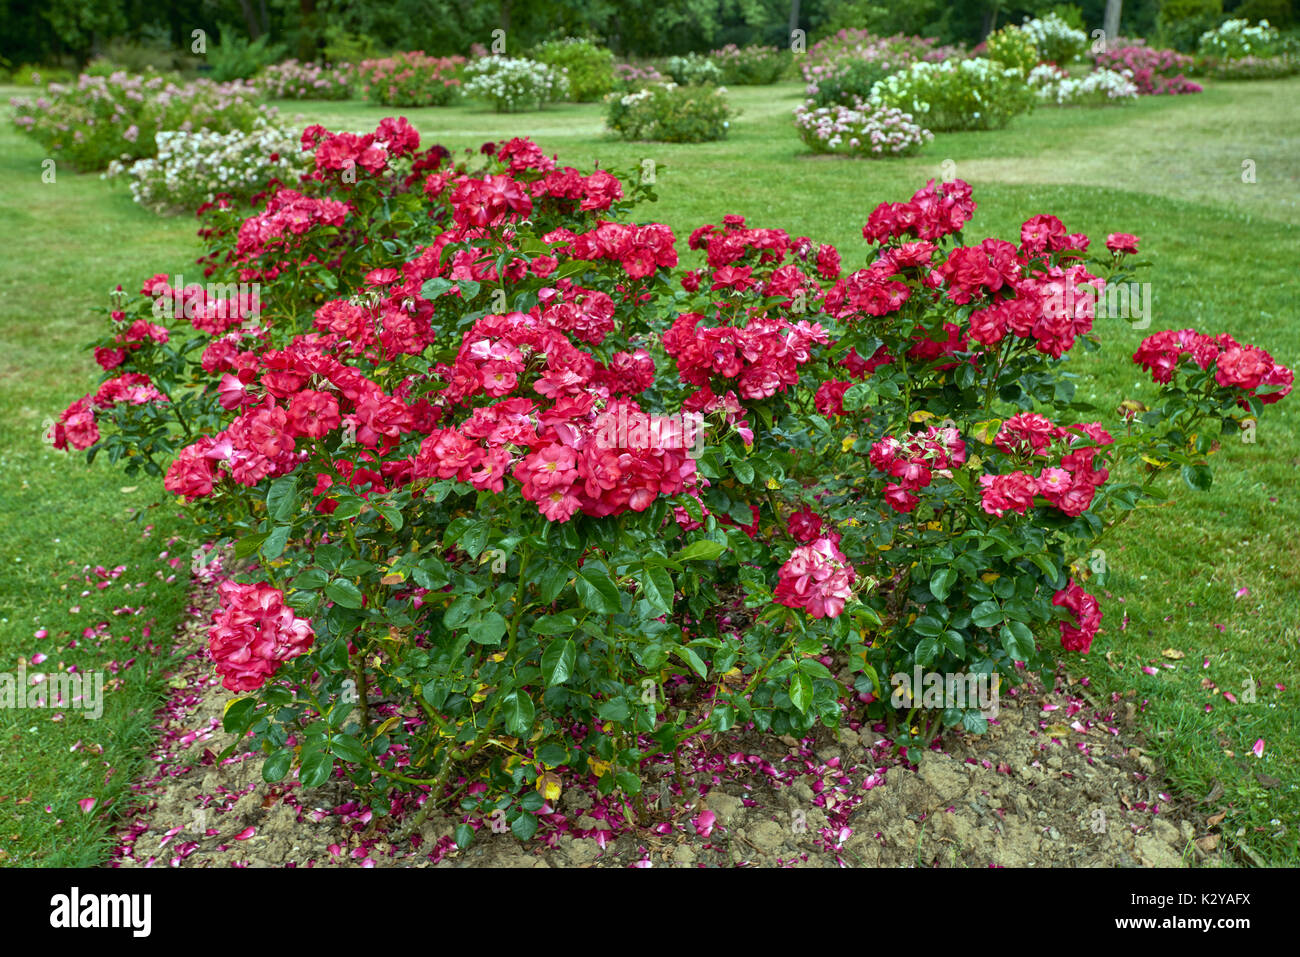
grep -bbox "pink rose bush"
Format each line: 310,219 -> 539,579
53,111 -> 1291,838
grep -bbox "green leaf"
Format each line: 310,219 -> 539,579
541,638 -> 576,686
912,615 -> 943,638
531,613 -> 577,635
914,637 -> 939,668
1181,463 -> 1213,491
732,459 -> 754,484
511,812 -> 539,841
222,697 -> 255,733
536,743 -> 569,767
501,690 -> 535,736
468,611 -> 508,645
929,567 -> 956,602
597,697 -> 629,722
1000,622 -> 1036,662
789,672 -> 813,714
329,735 -> 368,765
266,475 -> 298,523
576,565 -> 622,615
674,645 -> 707,679
971,601 -> 1002,629
421,277 -> 452,299
325,579 -> 364,609
672,539 -> 726,562
539,564 -> 571,603
454,823 -> 475,849
262,524 -> 291,561
300,750 -> 333,788
295,567 -> 329,590
374,504 -> 403,530
457,279 -> 482,300
615,771 -> 641,795
262,749 -> 292,783
638,564 -> 675,614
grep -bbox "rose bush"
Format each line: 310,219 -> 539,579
1093,45 -> 1203,94
531,38 -> 616,101
57,115 -> 1291,845
258,59 -> 356,100
357,52 -> 466,107
10,70 -> 265,171
710,44 -> 788,85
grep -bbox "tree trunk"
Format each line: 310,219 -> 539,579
1104,0 -> 1122,44
237,0 -> 262,39
788,0 -> 800,36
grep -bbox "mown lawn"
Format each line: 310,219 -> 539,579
2,76 -> 1296,865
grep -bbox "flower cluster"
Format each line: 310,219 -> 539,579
1020,12 -> 1088,64
1053,580 -> 1101,652
208,581 -> 315,691
980,416 -> 1113,518
869,425 -> 968,513
10,69 -> 266,171
463,56 -> 568,112
1198,18 -> 1284,60
870,58 -> 1037,132
793,99 -> 932,156
104,117 -> 308,214
1092,46 -> 1202,95
257,59 -> 355,100
775,538 -> 857,618
1027,64 -> 1139,105
709,44 -> 788,85
357,52 -> 465,107
1133,329 -> 1293,403
605,82 -> 735,143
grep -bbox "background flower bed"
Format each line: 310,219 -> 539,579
606,82 -> 735,142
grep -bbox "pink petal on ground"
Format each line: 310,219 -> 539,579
234,826 -> 256,840
1252,739 -> 1265,758
78,798 -> 96,814
693,809 -> 716,838
1234,587 -> 1250,598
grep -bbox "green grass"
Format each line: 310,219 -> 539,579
3,77 -> 1296,865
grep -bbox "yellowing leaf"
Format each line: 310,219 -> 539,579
375,715 -> 401,737
841,435 -> 857,453
909,410 -> 936,423
537,772 -> 562,801
380,572 -> 405,586
1161,648 -> 1185,660
589,760 -> 611,778
972,419 -> 1002,445
980,571 -> 1001,583
765,477 -> 781,490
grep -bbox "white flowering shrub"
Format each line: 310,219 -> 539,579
605,83 -> 735,142
104,118 -> 308,214
1021,12 -> 1088,64
870,58 -> 1036,131
1027,64 -> 1139,105
463,56 -> 568,112
1198,19 -> 1284,59
793,99 -> 932,156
